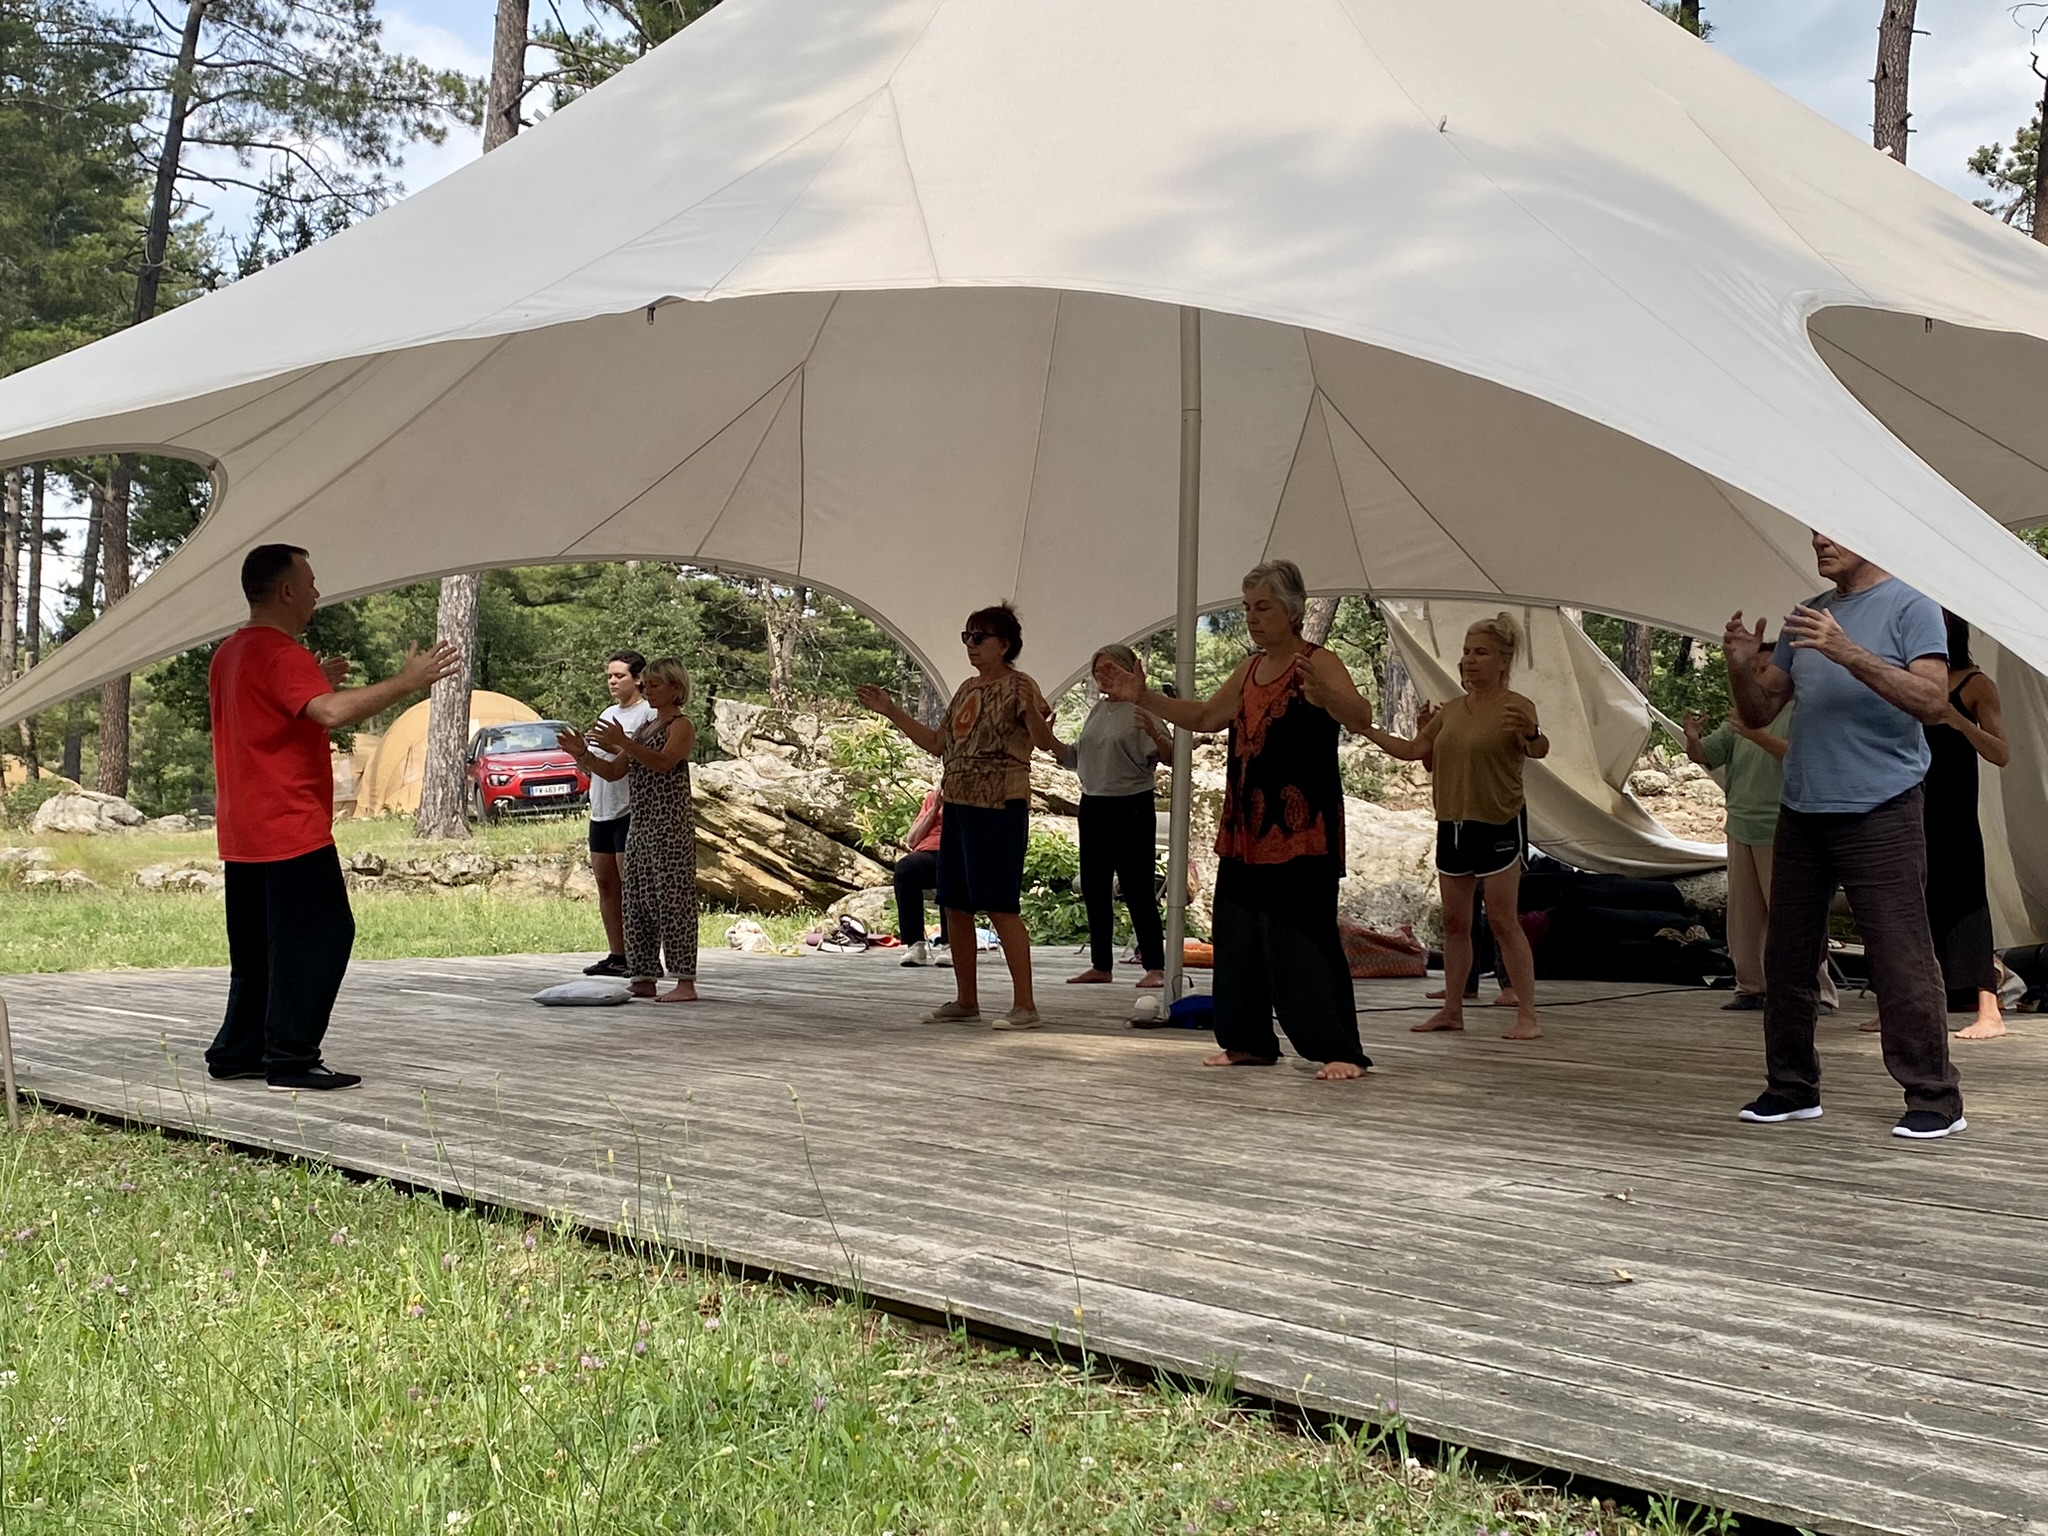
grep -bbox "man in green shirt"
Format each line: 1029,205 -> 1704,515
1686,656 -> 1839,1013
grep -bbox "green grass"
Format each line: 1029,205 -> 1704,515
0,1110 -> 1723,1534
0,819 -> 822,973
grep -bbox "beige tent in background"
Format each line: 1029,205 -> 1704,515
354,692 -> 539,819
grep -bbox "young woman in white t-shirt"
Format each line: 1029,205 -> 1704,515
581,650 -> 655,976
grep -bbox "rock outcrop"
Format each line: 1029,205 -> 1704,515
29,790 -> 146,836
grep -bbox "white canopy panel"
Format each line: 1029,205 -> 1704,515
3,0 -> 2048,727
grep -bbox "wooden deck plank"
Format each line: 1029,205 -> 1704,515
2,950 -> 2045,1536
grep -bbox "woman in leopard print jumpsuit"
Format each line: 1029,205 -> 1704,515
561,657 -> 700,1002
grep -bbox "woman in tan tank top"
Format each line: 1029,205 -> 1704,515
1357,615 -> 1548,1040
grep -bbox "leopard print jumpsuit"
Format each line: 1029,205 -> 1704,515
622,715 -> 699,982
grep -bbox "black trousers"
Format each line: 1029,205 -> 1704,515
1079,791 -> 1166,972
1211,856 -> 1368,1068
894,849 -> 939,947
207,845 -> 356,1077
1763,786 -> 1962,1118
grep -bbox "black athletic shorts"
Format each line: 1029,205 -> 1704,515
1435,814 -> 1525,879
588,814 -> 630,856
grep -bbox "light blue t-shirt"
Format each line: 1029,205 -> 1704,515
1768,578 -> 1946,814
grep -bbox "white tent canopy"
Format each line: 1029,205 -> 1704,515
3,0 -> 2048,729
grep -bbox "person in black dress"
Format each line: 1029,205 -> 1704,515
1925,612 -> 2010,1040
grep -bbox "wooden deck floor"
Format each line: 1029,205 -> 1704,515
3,950 -> 2045,1536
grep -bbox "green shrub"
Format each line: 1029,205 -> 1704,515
1020,831 -> 1090,943
2,776 -> 68,829
826,715 -> 923,851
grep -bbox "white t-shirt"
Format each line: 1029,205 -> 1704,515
588,698 -> 656,823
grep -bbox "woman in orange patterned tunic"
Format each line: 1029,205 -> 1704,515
1101,561 -> 1377,1081
858,602 -> 1061,1030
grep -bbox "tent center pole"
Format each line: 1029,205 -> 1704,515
1165,307 -> 1201,1002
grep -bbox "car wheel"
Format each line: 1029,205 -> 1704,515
468,784 -> 496,825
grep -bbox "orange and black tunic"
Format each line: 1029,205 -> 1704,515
1215,645 -> 1345,870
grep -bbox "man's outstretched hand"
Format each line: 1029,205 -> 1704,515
317,654 -> 352,689
1723,611 -> 1765,670
397,641 -> 463,693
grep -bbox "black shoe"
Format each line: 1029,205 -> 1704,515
267,1066 -> 363,1093
1893,1110 -> 1966,1140
583,954 -> 627,977
1738,1092 -> 1822,1124
207,1064 -> 266,1082
1720,994 -> 1765,1012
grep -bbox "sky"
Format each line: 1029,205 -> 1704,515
25,0 -> 2048,629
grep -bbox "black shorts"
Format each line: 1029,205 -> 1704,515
936,799 -> 1029,916
1436,814 -> 1524,879
589,814 -> 630,856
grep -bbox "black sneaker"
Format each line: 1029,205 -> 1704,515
206,1064 -> 266,1082
1719,994 -> 1765,1012
1893,1110 -> 1966,1140
1738,1092 -> 1822,1123
267,1066 -> 363,1093
583,954 -> 627,977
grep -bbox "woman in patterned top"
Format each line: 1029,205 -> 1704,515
559,657 -> 700,1003
1101,561 -> 1377,1081
1352,616 -> 1547,1040
858,603 -> 1061,1030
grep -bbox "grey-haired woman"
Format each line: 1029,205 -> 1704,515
1053,644 -> 1173,989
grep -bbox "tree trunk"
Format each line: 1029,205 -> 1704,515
761,581 -> 807,709
1378,647 -> 1418,737
1680,1 -> 1701,34
915,666 -> 946,729
61,479 -> 104,776
1621,620 -> 1655,693
21,467 -> 44,776
1873,0 -> 1918,163
1,467 -> 19,688
96,461 -> 133,797
414,572 -> 480,837
414,0 -> 528,838
1301,595 -> 1338,646
2034,64 -> 2048,244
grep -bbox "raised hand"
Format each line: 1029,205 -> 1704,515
1501,698 -> 1538,741
1415,700 -> 1437,733
317,654 -> 352,689
555,726 -> 589,761
1723,611 -> 1764,670
589,716 -> 630,754
855,683 -> 896,717
1095,659 -> 1143,703
1782,603 -> 1852,663
397,640 -> 463,693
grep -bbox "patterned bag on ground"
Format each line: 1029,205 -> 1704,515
1336,918 -> 1427,979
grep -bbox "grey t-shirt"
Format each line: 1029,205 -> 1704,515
1768,578 -> 1945,814
1074,701 -> 1160,798
589,698 -> 657,823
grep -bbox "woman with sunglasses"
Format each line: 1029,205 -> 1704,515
858,603 -> 1061,1029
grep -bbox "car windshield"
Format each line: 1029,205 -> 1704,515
485,723 -> 569,755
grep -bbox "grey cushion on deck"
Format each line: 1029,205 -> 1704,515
532,980 -> 632,1007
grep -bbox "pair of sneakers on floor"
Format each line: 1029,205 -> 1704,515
1739,1093 -> 1962,1140
923,999 -> 1040,1030
208,1062 -> 362,1092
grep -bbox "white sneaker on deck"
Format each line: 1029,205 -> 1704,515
992,1008 -> 1042,1031
900,941 -> 931,967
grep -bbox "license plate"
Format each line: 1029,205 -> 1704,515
529,783 -> 572,797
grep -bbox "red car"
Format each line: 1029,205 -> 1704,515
464,721 -> 590,822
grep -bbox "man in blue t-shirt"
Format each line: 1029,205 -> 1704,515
1723,532 -> 1964,1141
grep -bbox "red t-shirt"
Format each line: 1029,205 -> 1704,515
210,626 -> 336,863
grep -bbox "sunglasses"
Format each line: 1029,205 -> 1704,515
961,630 -> 994,646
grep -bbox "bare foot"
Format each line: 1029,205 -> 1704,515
1315,1060 -> 1367,1081
1958,1016 -> 2009,1040
628,980 -> 657,999
1426,986 -> 1447,1000
1857,1016 -> 1882,1034
1411,1009 -> 1466,1033
1491,990 -> 1521,1008
655,980 -> 698,1003
1136,970 -> 1165,990
1502,1013 -> 1543,1041
1067,969 -> 1112,985
1201,1050 -> 1277,1067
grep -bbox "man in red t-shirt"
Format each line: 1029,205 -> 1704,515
206,545 -> 458,1092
